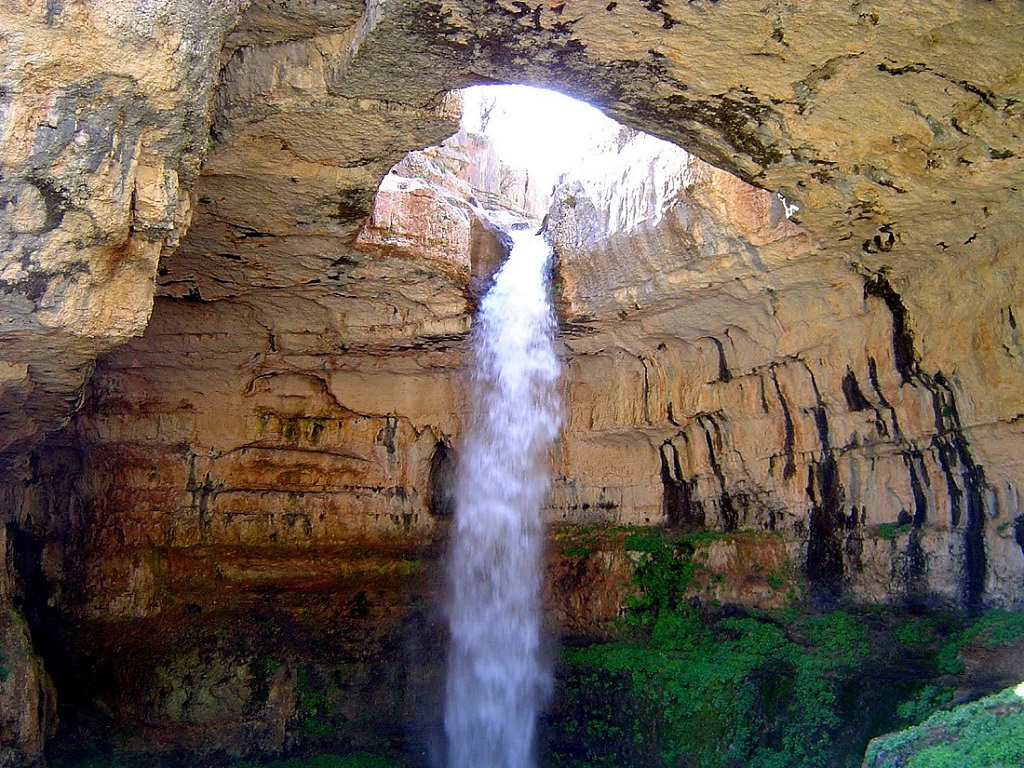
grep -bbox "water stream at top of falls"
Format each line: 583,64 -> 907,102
444,227 -> 562,768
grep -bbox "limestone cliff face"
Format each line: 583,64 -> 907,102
0,1 -> 249,473
2,0 -> 1024,762
547,155 -> 1022,609
0,5 -> 246,761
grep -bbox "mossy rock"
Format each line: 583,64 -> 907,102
863,684 -> 1024,768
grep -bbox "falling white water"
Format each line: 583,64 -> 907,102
444,227 -> 562,768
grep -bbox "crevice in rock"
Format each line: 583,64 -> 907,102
708,336 -> 732,383
904,449 -> 930,528
867,356 -> 901,437
861,267 -> 917,383
638,355 -> 653,425
428,440 -> 456,518
804,365 -> 846,602
841,367 -> 872,411
699,415 -> 737,532
769,367 -> 796,480
921,372 -> 989,613
659,438 -> 702,530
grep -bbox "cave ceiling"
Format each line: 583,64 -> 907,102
0,0 -> 1022,472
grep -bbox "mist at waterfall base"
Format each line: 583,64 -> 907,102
443,228 -> 562,768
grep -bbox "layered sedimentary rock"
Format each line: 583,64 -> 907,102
546,148 -> 1024,610
2,0 -> 1024,762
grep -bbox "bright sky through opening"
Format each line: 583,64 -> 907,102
460,84 -> 622,199
459,84 -> 798,224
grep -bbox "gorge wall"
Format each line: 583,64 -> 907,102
2,0 -> 1024,764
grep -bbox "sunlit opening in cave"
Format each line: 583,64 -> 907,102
458,83 -> 699,232
359,83 -> 717,265
459,84 -> 624,199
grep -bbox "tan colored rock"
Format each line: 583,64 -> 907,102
2,0 -> 1024,758
0,0 -> 248,470
0,527 -> 56,768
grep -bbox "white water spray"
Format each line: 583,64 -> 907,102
444,228 -> 562,768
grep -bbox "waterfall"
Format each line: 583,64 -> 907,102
444,227 -> 561,768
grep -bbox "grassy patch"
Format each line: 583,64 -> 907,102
935,609 -> 1024,674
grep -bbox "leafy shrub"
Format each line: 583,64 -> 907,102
896,686 -> 955,725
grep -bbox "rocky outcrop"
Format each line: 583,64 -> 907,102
0,0 -> 249,473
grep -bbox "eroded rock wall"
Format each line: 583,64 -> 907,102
3,0 -> 1024,762
0,0 -> 250,473
546,137 -> 1024,610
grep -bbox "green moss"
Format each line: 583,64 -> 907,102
622,532 -> 664,553
559,602 -> 961,768
565,606 -> 873,768
562,544 -> 593,558
295,665 -> 338,737
550,527 -> 1024,768
879,522 -> 912,540
765,569 -> 786,590
0,652 -> 7,683
866,686 -> 1024,768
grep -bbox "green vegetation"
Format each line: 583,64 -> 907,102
295,664 -> 340,738
935,609 -> 1024,674
895,685 -> 955,725
560,606 -> 889,768
561,544 -> 593,558
878,522 -> 912,540
865,686 -> 1024,768
548,527 -> 1024,768
0,652 -> 8,683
